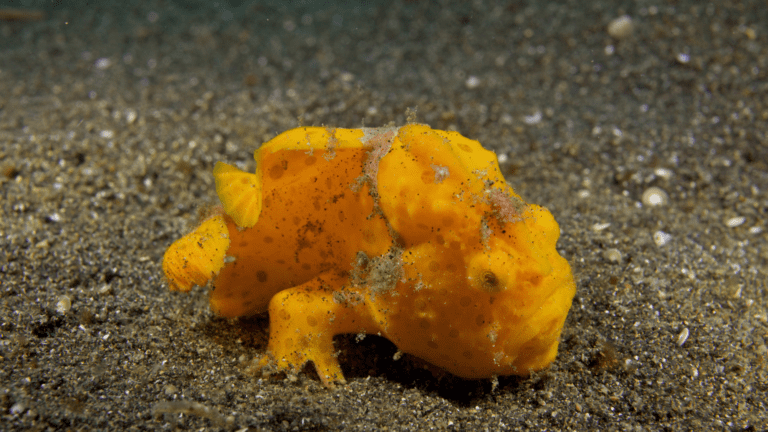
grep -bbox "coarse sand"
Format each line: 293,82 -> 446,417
1,0 -> 767,430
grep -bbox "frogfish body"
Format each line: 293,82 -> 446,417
162,124 -> 576,386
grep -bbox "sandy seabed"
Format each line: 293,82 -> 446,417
1,0 -> 766,430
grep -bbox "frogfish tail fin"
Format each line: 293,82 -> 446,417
162,214 -> 230,292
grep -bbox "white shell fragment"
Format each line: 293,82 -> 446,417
56,295 -> 72,314
653,230 -> 672,247
641,187 -> 669,207
603,248 -> 623,263
676,328 -> 690,346
607,15 -> 634,39
524,111 -> 542,125
725,216 -> 746,228
654,167 -> 673,180
94,57 -> 112,70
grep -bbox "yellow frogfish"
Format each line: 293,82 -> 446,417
162,124 -> 576,387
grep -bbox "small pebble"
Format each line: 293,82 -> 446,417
725,216 -> 746,228
676,53 -> 690,64
607,15 -> 634,39
125,108 -> 138,124
10,403 -> 25,415
603,248 -> 623,263
94,57 -> 112,70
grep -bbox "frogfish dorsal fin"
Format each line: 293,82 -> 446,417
213,162 -> 262,228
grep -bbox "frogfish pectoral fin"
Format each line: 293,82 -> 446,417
213,162 -> 262,228
162,214 -> 230,292
258,272 -> 379,387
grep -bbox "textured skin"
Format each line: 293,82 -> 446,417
162,124 -> 576,386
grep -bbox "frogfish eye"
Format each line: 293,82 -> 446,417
481,271 -> 502,293
467,250 -> 511,294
